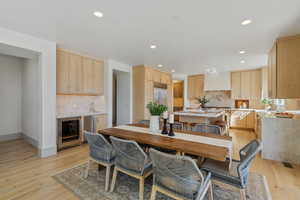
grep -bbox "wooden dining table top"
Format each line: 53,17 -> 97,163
98,124 -> 232,161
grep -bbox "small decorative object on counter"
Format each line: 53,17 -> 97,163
161,111 -> 168,135
261,98 -> 273,111
168,114 -> 175,136
147,102 -> 168,133
196,96 -> 210,108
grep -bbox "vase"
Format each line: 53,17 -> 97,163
150,115 -> 160,133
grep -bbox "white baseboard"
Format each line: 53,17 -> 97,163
0,132 -> 22,142
38,146 -> 57,158
21,133 -> 39,148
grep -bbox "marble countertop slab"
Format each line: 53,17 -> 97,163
56,112 -> 107,119
174,111 -> 225,118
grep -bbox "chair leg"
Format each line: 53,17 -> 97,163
84,159 -> 91,178
208,182 -> 213,200
105,165 -> 111,192
110,167 -> 118,192
240,189 -> 246,200
150,185 -> 157,200
139,178 -> 145,200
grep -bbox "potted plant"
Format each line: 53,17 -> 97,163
196,96 -> 210,108
261,98 -> 272,111
146,102 -> 168,132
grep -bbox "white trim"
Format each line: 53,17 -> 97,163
38,146 -> 57,158
0,132 -> 22,142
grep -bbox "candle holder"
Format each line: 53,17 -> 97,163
168,123 -> 175,137
161,119 -> 168,135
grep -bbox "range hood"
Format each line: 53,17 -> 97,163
204,71 -> 231,91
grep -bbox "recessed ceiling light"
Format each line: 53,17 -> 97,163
240,60 -> 245,64
239,50 -> 246,54
171,69 -> 175,73
150,45 -> 157,49
158,64 -> 163,68
241,19 -> 252,25
93,11 -> 103,18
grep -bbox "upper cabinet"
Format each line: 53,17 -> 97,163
56,49 -> 104,96
268,34 -> 300,98
188,74 -> 204,100
231,69 -> 261,100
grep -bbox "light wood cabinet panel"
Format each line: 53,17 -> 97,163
188,74 -> 204,100
93,60 -> 104,95
82,57 -> 94,94
56,50 -> 70,94
246,111 -> 255,129
68,53 -> 83,93
267,35 -> 300,98
96,114 -> 107,130
241,71 -> 251,99
161,73 -> 171,84
231,72 -> 241,99
250,70 -> 261,100
152,70 -> 161,82
277,36 -> 300,98
230,110 -> 255,130
56,49 -> 104,96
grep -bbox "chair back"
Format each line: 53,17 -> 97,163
84,131 -> 114,162
237,139 -> 261,187
110,136 -> 149,175
192,124 -> 222,135
149,148 -> 204,199
138,120 -> 150,126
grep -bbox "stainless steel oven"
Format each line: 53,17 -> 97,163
57,117 -> 82,150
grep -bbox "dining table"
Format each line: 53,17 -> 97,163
98,123 -> 233,162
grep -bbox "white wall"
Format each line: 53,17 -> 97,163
0,27 -> 56,157
0,54 -> 23,136
21,58 -> 41,145
106,60 -> 132,127
115,71 -> 131,125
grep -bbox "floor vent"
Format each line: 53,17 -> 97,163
282,162 -> 293,169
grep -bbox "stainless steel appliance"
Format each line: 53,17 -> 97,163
57,117 -> 82,150
153,82 -> 168,106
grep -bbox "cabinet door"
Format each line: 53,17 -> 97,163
277,37 -> 300,98
56,50 -> 70,93
145,68 -> 153,81
68,53 -> 83,93
96,115 -> 107,130
93,60 -> 104,95
241,71 -> 251,99
153,70 -> 161,82
230,111 -> 247,128
161,73 -> 171,84
250,70 -> 261,100
144,81 -> 154,119
167,83 -> 173,112
268,44 -> 277,98
188,75 -> 204,100
231,72 -> 241,99
82,57 -> 94,94
246,111 -> 255,129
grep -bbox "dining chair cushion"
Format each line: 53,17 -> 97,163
201,158 -> 242,188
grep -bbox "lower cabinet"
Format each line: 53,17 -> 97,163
230,110 -> 255,130
95,114 -> 107,131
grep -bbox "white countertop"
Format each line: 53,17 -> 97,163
56,112 -> 106,119
174,111 -> 225,118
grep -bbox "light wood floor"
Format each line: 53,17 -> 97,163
0,129 -> 299,200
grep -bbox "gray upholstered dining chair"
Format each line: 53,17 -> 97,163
138,120 -> 150,126
192,124 -> 222,135
109,136 -> 153,200
149,148 -> 214,200
84,131 -> 115,191
200,140 -> 261,200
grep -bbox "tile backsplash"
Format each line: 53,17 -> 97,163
56,95 -> 106,114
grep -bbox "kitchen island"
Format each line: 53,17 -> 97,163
174,109 -> 225,124
262,117 -> 300,164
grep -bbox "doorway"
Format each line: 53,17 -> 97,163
112,70 -> 131,126
173,80 -> 184,111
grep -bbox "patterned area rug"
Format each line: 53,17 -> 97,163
53,163 -> 271,200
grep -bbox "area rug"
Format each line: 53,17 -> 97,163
53,162 -> 271,200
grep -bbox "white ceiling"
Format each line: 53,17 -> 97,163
0,0 -> 299,74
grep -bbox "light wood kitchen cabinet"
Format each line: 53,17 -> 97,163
133,65 -> 173,122
231,69 -> 261,100
267,34 -> 300,98
188,74 -> 204,100
231,72 -> 241,99
56,49 -> 104,96
95,114 -> 107,130
230,110 -> 255,130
